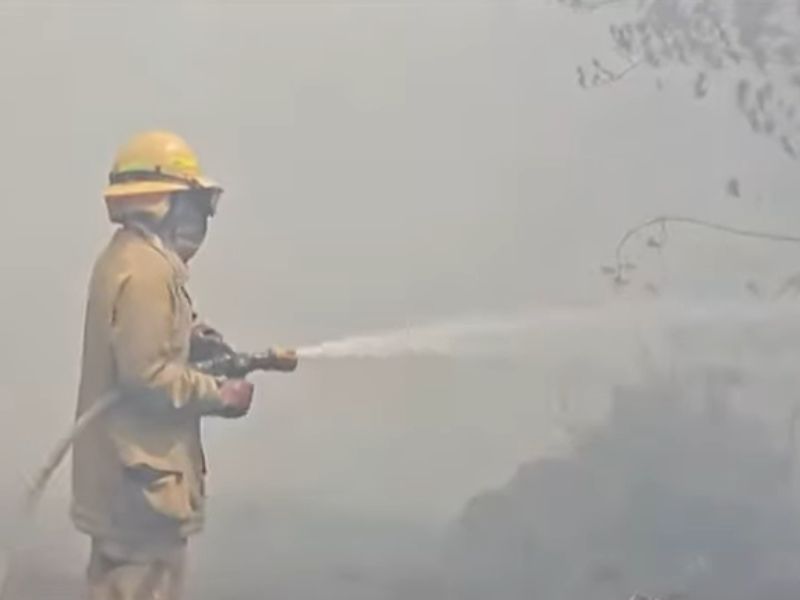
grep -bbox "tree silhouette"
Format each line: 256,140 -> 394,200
562,1 -> 800,294
563,0 -> 800,159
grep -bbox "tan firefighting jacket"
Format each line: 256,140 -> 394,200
71,226 -> 225,544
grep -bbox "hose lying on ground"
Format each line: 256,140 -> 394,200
0,392 -> 120,598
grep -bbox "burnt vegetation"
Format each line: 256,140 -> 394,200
444,366 -> 800,600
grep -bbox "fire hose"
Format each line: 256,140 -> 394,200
0,347 -> 297,597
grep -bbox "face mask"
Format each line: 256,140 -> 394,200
161,192 -> 213,262
172,212 -> 208,262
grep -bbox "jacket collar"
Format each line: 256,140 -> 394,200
122,223 -> 189,286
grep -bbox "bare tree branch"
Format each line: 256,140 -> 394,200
563,0 -> 800,158
606,215 -> 800,291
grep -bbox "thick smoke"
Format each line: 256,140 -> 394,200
0,1 -> 798,599
443,362 -> 800,600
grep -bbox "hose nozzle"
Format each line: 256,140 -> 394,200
267,347 -> 298,372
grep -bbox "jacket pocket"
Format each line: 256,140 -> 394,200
110,462 -> 194,532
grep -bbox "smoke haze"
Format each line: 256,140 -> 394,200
0,0 -> 799,598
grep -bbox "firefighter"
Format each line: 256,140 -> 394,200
72,131 -> 254,599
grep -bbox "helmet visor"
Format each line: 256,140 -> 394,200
172,188 -> 221,217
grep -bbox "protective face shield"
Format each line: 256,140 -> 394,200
161,189 -> 220,262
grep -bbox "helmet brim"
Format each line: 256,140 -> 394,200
104,180 -> 189,199
104,175 -> 222,200
193,175 -> 223,193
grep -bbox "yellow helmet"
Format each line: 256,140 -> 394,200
105,130 -> 222,199
104,131 -> 222,224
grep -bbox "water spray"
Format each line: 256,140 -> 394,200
296,300 -> 800,361
5,293 -> 800,594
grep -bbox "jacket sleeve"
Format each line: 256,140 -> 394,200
111,267 -> 225,415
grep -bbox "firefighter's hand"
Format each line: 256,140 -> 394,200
218,379 -> 254,418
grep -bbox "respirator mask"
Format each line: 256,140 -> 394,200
161,188 -> 220,262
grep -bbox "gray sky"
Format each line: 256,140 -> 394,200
0,0 -> 798,582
